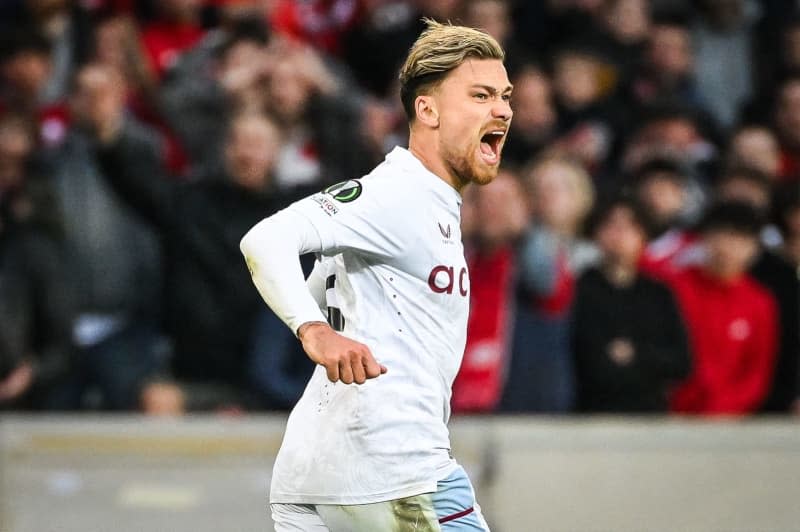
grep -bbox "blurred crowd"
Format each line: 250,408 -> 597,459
0,0 -> 798,416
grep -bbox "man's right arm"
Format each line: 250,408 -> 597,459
240,210 -> 386,384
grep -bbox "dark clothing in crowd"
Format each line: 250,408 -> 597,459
572,268 -> 691,413
0,227 -> 73,408
96,119 -> 308,406
750,251 -> 800,411
40,128 -> 163,409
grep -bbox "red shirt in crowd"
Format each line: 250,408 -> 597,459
451,246 -> 515,413
668,267 -> 778,415
141,21 -> 205,79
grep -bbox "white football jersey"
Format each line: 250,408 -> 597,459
269,147 -> 469,505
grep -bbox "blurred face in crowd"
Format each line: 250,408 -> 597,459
1,50 -> 51,102
71,64 -> 127,132
527,159 -> 593,235
717,176 -> 771,213
595,205 -> 646,267
776,80 -> 800,148
703,228 -> 759,280
462,0 -> 511,45
511,68 -> 556,139
729,127 -> 780,177
0,116 -> 34,192
473,170 -> 528,248
224,115 -> 280,191
266,59 -> 312,125
636,173 -> 685,230
603,0 -> 649,44
648,24 -> 692,80
553,51 -> 601,110
420,58 -> 513,187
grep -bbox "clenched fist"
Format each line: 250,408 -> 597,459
298,322 -> 387,385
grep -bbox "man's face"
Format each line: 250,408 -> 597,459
595,206 -> 646,266
648,25 -> 692,78
704,229 -> 759,279
637,174 -> 685,228
430,58 -> 512,186
224,116 -> 279,191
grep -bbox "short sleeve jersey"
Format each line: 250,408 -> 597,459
269,147 -> 469,505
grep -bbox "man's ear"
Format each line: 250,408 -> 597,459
414,95 -> 439,128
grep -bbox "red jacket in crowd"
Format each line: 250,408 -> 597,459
668,267 -> 778,414
451,246 -> 515,413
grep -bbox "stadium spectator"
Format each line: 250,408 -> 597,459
549,41 -> 620,173
629,14 -> 705,112
158,15 -> 271,177
716,168 -> 800,412
500,157 -> 597,412
598,0 -> 650,83
773,75 -> 800,181
453,170 -> 528,413
572,194 -> 690,412
629,158 -> 699,278
139,0 -> 206,79
691,0 -> 759,130
0,28 -> 72,149
341,1 -> 424,97
264,45 -> 373,188
670,201 -> 778,415
726,125 -> 781,179
81,63 -> 310,413
0,113 -> 73,409
39,63 -> 163,411
1,0 -> 93,104
501,65 -> 558,167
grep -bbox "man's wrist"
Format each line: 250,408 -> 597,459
297,321 -> 330,341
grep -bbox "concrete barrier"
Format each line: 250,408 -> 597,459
2,415 -> 799,532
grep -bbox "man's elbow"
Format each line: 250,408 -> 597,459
240,218 -> 274,260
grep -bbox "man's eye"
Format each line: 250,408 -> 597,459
474,93 -> 488,101
502,94 -> 512,102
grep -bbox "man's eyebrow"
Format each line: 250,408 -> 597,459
471,84 -> 514,94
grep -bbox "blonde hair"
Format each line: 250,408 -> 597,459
399,19 -> 505,121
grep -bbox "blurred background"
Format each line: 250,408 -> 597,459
0,0 -> 799,530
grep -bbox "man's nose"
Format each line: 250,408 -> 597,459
492,100 -> 513,121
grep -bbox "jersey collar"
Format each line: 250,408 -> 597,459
385,147 -> 463,207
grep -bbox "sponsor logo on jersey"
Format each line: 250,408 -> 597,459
428,265 -> 468,296
324,179 -> 363,203
438,222 -> 451,240
312,194 -> 339,216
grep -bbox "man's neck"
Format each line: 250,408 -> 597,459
408,135 -> 463,192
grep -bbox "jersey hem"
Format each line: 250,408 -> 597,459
268,481 -> 438,506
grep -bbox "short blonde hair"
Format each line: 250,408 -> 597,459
399,19 -> 505,121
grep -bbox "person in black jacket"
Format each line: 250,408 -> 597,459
0,148 -> 74,409
77,62 -> 310,413
572,194 -> 691,412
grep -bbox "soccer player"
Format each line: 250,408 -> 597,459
240,20 -> 512,531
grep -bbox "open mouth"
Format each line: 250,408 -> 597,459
479,130 -> 505,165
